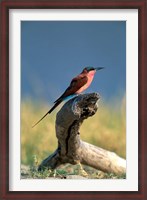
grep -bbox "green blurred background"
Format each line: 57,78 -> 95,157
21,96 -> 126,166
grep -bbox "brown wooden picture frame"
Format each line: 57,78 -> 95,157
0,0 -> 147,199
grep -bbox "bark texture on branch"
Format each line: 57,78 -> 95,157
38,93 -> 126,175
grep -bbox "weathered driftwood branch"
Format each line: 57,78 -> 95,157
38,93 -> 126,175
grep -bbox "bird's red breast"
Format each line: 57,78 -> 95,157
75,70 -> 96,93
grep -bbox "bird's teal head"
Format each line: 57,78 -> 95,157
83,66 -> 104,72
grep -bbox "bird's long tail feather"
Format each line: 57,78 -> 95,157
32,110 -> 50,128
32,99 -> 62,128
48,99 -> 62,114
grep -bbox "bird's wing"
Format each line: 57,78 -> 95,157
54,75 -> 88,103
70,75 -> 88,92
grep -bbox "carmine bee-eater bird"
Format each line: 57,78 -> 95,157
32,66 -> 104,128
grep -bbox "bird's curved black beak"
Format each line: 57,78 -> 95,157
95,67 -> 104,71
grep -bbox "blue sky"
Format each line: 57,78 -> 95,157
21,21 -> 126,103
